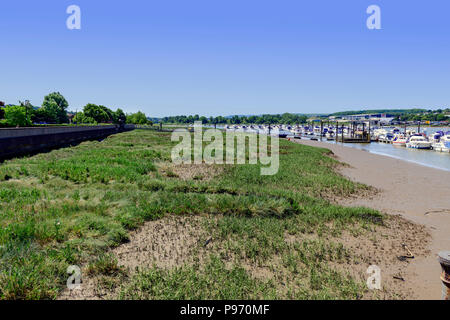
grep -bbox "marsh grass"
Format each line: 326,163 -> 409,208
0,129 -> 380,299
118,255 -> 278,300
86,253 -> 126,277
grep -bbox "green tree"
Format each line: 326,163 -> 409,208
113,108 -> 127,124
73,112 -> 87,124
42,92 -> 69,123
99,105 -> 114,122
5,105 -> 31,127
127,111 -> 148,124
230,115 -> 241,124
31,108 -> 54,124
83,104 -> 109,123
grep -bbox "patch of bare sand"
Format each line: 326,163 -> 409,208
58,215 -> 213,300
158,162 -> 224,181
333,215 -> 430,299
113,215 -> 211,271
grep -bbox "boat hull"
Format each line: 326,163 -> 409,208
406,144 -> 432,149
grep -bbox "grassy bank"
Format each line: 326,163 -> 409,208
0,129 -> 384,299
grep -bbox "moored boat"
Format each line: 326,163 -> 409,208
433,132 -> 450,153
392,134 -> 407,147
405,134 -> 432,149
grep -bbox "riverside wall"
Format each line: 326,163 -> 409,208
0,125 -> 135,159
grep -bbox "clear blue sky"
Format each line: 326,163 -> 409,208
1,0 -> 450,117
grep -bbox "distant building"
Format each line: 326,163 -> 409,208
341,113 -> 392,120
336,113 -> 394,125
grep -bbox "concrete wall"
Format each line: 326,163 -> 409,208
0,125 -> 118,138
0,125 -> 135,159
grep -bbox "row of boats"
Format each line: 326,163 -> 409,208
373,128 -> 450,152
223,124 -> 450,153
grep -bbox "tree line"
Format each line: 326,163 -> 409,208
161,110 -> 449,125
161,113 -> 309,125
0,93 -> 151,127
395,110 -> 450,122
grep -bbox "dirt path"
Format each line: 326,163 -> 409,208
294,139 -> 450,300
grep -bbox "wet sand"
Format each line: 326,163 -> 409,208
295,139 -> 450,300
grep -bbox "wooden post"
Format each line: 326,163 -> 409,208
362,122 -> 365,141
341,124 -> 344,143
418,121 -> 421,134
320,120 -> 323,141
335,121 -> 338,142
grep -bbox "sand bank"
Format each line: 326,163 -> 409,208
295,139 -> 450,299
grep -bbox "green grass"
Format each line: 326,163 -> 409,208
0,129 -> 381,299
118,255 -> 277,300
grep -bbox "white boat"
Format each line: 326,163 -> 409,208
313,126 -> 322,136
433,133 -> 450,153
378,132 -> 395,143
429,131 -> 444,146
373,128 -> 388,139
392,134 -> 407,147
246,125 -> 260,134
392,128 -> 401,135
406,135 -> 432,149
325,131 -> 335,140
290,127 -> 303,139
275,130 -> 292,138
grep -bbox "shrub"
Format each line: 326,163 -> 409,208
4,105 -> 31,127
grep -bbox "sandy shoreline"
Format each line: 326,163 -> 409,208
294,139 -> 450,300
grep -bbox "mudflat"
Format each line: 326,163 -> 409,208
295,139 -> 450,300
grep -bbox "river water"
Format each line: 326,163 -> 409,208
314,127 -> 450,172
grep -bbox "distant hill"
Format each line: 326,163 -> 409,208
330,109 -> 428,116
